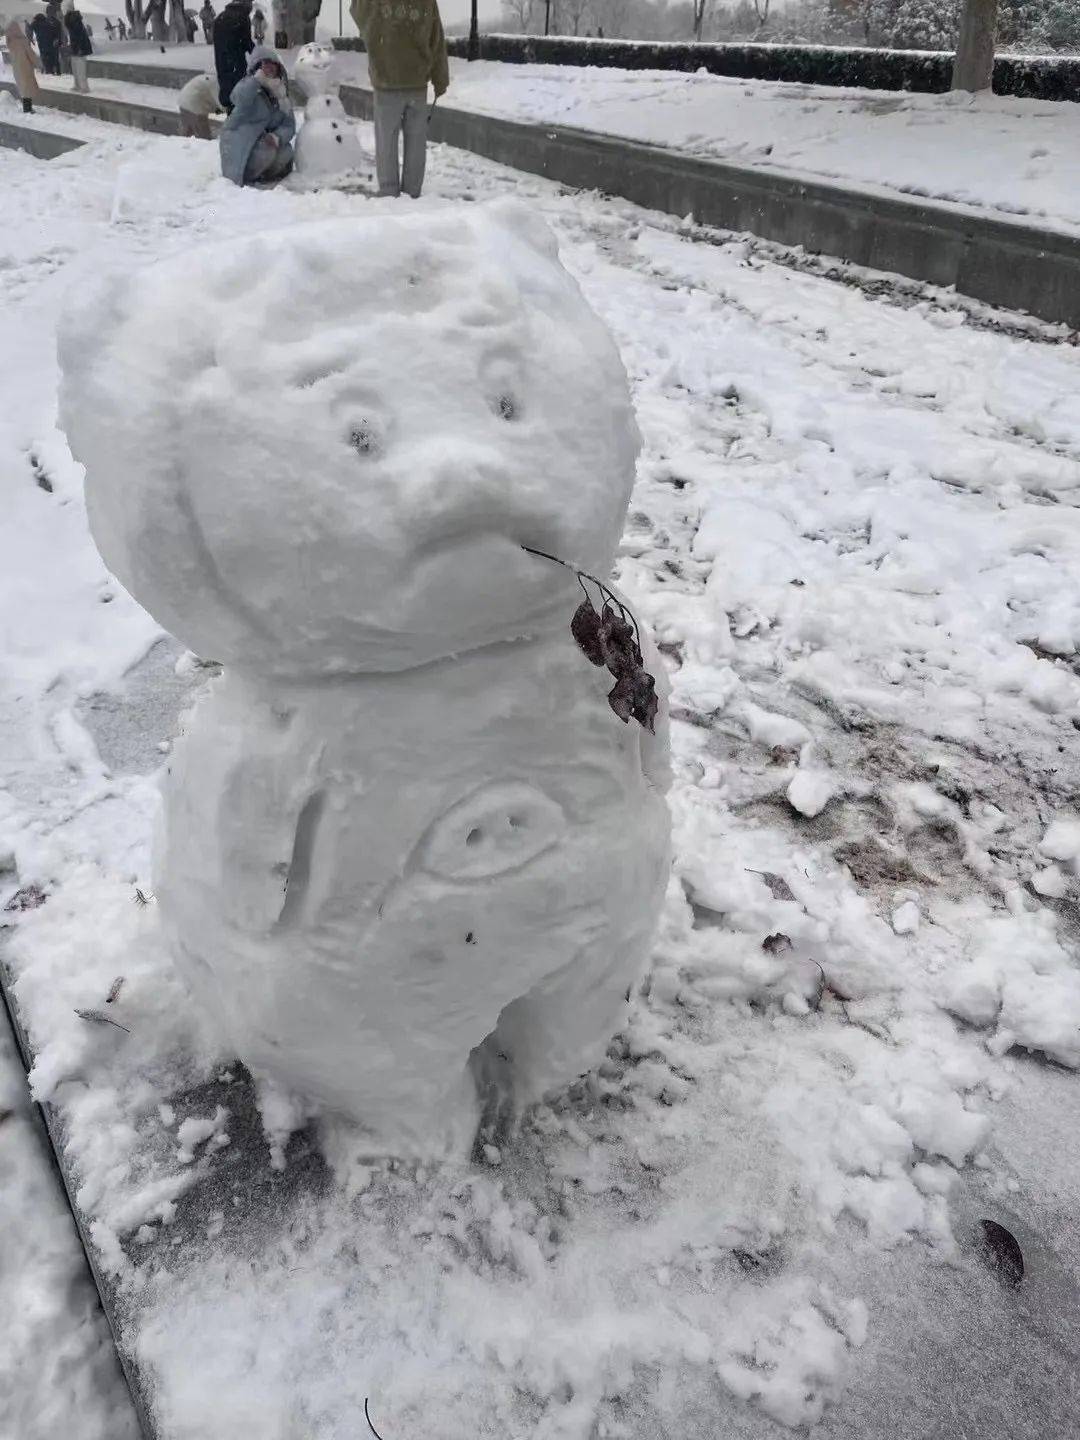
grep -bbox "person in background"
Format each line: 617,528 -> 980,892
348,0 -> 447,199
4,19 -> 42,112
251,5 -> 265,41
213,0 -> 252,112
199,0 -> 215,41
177,68 -> 220,138
219,45 -> 295,185
62,0 -> 92,92
117,14 -> 126,36
104,15 -> 114,37
185,10 -> 197,40
56,0 -> 71,70
29,1 -> 62,74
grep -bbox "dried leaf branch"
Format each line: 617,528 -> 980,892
522,545 -> 658,732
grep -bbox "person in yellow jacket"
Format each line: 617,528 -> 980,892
349,0 -> 448,198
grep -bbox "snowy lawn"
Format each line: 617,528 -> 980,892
2,117 -> 1080,1440
333,51 -> 1080,234
24,41 -> 1080,236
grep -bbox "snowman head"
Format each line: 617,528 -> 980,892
59,201 -> 641,676
292,41 -> 334,96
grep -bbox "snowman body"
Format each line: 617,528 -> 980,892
59,201 -> 671,1156
295,92 -> 365,180
159,637 -> 669,1153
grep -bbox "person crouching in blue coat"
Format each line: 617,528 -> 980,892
220,46 -> 295,186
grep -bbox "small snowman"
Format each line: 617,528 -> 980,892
59,201 -> 671,1159
295,90 -> 366,179
292,42 -> 365,181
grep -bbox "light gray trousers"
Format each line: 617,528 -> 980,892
373,87 -> 429,198
244,134 -> 294,184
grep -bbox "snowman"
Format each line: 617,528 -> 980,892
295,90 -> 366,180
59,200 -> 672,1158
292,43 -> 365,182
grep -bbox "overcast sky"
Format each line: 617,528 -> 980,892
60,0 -> 500,30
314,0 -> 499,31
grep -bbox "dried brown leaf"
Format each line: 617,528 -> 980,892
748,870 -> 797,903
4,884 -> 46,913
762,933 -> 793,955
979,1219 -> 1024,1286
571,598 -> 606,667
74,1008 -> 131,1034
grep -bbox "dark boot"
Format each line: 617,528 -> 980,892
22,98 -> 33,114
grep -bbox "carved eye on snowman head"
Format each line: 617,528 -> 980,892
419,781 -> 567,881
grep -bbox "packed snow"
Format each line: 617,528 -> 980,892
60,200 -> 671,1152
2,96 -> 1080,1440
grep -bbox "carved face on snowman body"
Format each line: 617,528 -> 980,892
160,629 -> 671,1155
59,202 -> 670,1157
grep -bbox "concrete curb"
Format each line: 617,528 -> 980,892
86,57 -> 202,88
85,56 -> 312,101
1,79 -> 187,136
340,83 -> 1080,330
0,116 -> 86,158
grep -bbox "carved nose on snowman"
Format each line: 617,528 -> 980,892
411,458 -> 558,557
419,782 -> 567,881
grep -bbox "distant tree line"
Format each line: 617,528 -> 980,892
499,0 -> 1080,52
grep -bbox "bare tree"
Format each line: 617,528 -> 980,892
560,0 -> 590,32
952,0 -> 997,90
273,0 -> 315,45
691,0 -> 710,39
146,0 -> 169,39
501,0 -> 537,31
752,0 -> 770,31
125,0 -> 148,38
167,0 -> 189,41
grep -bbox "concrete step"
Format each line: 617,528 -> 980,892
1,78 -> 189,136
87,56 -> 203,89
0,115 -> 85,159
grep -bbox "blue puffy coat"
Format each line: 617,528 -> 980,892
219,51 -> 296,186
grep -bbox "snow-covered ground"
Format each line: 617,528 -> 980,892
2,111 -> 1080,1440
57,40 -> 1080,235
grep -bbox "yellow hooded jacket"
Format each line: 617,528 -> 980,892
349,0 -> 449,96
